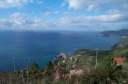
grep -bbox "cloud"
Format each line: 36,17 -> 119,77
58,13 -> 125,24
0,11 -> 127,31
65,0 -> 101,10
66,0 -> 86,10
0,0 -> 30,8
30,19 -> 53,28
9,12 -> 26,26
83,13 -> 122,22
0,12 -> 56,30
0,0 -> 43,8
65,0 -> 128,12
54,12 -> 128,31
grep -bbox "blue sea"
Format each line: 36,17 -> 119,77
0,31 -> 121,72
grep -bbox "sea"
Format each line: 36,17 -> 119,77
0,30 -> 121,72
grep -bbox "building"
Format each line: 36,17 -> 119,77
113,56 -> 125,66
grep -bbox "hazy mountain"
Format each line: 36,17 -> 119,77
101,29 -> 128,37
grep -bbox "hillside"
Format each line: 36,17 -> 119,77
113,37 -> 128,49
101,29 -> 128,37
112,37 -> 128,59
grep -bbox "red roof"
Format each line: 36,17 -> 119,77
113,56 -> 125,65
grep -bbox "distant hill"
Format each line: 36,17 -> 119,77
101,29 -> 128,37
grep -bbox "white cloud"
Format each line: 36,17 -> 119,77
31,19 -> 49,28
65,0 -> 100,10
58,13 -> 123,24
66,0 -> 128,12
9,12 -> 26,26
54,13 -> 127,31
0,12 -> 55,30
0,0 -> 43,8
0,11 -> 127,31
87,4 -> 95,11
66,0 -> 86,10
84,13 -> 122,22
0,0 -> 32,8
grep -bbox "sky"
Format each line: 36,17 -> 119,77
0,0 -> 128,31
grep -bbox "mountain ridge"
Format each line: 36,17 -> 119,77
101,29 -> 128,37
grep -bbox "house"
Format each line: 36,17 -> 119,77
113,56 -> 125,66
